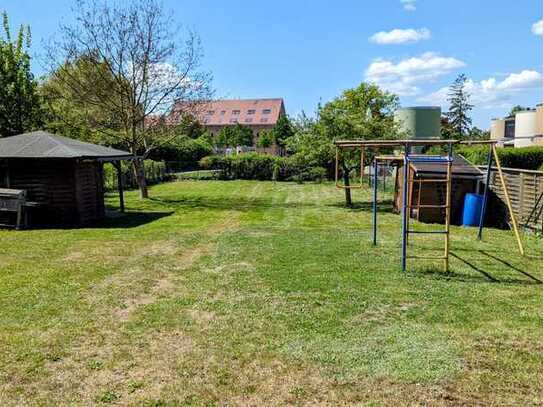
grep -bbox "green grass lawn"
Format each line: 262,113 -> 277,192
1,180 -> 542,405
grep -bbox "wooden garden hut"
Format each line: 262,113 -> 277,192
394,155 -> 483,224
0,131 -> 132,227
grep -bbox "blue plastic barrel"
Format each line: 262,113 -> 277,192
462,193 -> 484,227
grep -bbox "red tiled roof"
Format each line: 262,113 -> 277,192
171,98 -> 285,127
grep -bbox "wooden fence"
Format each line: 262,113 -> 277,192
481,166 -> 543,232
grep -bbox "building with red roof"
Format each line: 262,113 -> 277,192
169,98 -> 286,152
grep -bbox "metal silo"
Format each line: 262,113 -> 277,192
514,110 -> 537,148
394,106 -> 441,139
394,106 -> 441,152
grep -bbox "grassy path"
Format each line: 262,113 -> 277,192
0,180 -> 542,405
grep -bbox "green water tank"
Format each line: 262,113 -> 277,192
394,106 -> 442,140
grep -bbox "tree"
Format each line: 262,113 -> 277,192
270,115 -> 295,152
440,115 -> 455,140
446,74 -> 473,139
467,126 -> 490,141
256,130 -> 273,149
216,123 -> 253,148
290,83 -> 400,206
508,105 -> 527,117
40,55 -> 123,145
0,12 -> 42,137
45,0 -> 213,198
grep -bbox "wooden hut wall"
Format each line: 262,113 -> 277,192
394,165 -> 478,224
0,159 -> 105,226
74,161 -> 105,225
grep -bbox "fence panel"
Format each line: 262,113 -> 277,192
481,166 -> 543,232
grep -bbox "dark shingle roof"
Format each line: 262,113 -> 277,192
411,155 -> 482,177
0,131 -> 131,160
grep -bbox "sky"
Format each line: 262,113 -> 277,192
2,0 -> 543,129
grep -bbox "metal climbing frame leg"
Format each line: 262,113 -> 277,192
444,143 -> 453,272
401,146 -> 409,272
478,144 -> 493,240
372,157 -> 378,246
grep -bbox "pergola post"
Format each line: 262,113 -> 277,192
114,161 -> 125,213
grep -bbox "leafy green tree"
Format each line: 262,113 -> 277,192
508,105 -> 528,117
270,115 -> 295,151
446,74 -> 473,139
176,114 -> 206,140
257,130 -> 274,148
0,12 -> 42,136
289,83 -> 400,206
467,126 -> 490,141
40,55 -> 123,145
440,116 -> 455,140
216,123 -> 253,148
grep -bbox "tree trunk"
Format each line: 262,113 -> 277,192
132,158 -> 149,199
342,163 -> 353,207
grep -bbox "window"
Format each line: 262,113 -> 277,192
232,110 -> 241,115
220,110 -> 226,115
206,110 -> 215,115
245,118 -> 253,123
247,109 -> 256,115
262,109 -> 272,115
260,118 -> 268,123
230,118 -> 239,123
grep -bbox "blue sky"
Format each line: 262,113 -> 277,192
2,0 -> 543,128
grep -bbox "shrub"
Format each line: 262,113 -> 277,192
149,136 -> 213,171
103,160 -> 169,190
457,145 -> 543,170
199,153 -> 328,182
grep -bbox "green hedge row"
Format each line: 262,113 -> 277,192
199,153 -> 328,182
103,160 -> 170,190
457,146 -> 543,171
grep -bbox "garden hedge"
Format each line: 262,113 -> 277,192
199,153 -> 328,182
457,145 -> 543,171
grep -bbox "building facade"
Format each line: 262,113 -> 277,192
169,98 -> 286,152
491,105 -> 543,147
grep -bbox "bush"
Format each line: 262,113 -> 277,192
104,160 -> 170,190
457,145 -> 543,170
149,136 -> 213,171
199,153 -> 327,182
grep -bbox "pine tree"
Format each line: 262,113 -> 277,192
446,74 -> 473,139
0,12 -> 42,136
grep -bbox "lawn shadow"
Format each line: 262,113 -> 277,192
479,250 -> 543,284
447,251 -> 543,285
148,196 -> 324,211
95,210 -> 174,228
327,200 -> 395,213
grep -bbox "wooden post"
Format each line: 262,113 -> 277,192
115,161 -> 125,213
335,147 -> 339,187
492,145 -> 525,256
444,144 -> 453,273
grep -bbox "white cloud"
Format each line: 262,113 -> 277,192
369,28 -> 431,45
419,70 -> 543,108
532,19 -> 543,36
401,0 -> 417,11
364,52 -> 466,96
